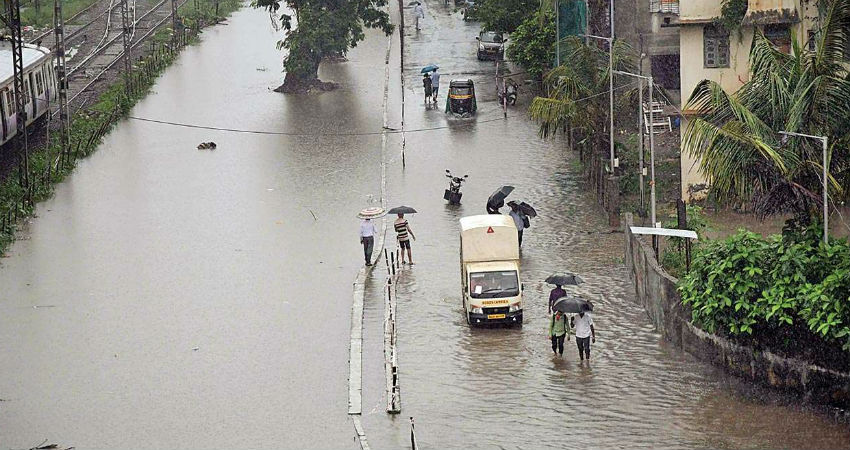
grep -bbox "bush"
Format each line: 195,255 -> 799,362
506,11 -> 554,80
679,228 -> 850,369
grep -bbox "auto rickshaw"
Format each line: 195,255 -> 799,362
446,79 -> 477,117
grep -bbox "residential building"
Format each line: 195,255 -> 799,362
678,0 -> 821,200
615,0 -> 681,94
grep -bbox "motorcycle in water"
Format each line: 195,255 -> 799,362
497,78 -> 518,106
444,170 -> 468,205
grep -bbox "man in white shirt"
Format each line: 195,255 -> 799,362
413,2 -> 425,30
360,218 -> 378,266
571,308 -> 596,361
430,69 -> 440,102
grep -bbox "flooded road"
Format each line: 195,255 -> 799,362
360,1 -> 850,449
0,2 -> 847,449
0,7 -> 387,449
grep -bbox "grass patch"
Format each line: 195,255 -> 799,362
21,0 -> 103,29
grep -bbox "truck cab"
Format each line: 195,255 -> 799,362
459,215 -> 522,326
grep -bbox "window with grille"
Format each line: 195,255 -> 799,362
764,24 -> 791,53
649,0 -> 679,14
704,25 -> 730,68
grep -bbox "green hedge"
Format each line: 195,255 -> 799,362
679,226 -> 850,355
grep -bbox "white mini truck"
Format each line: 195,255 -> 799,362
459,215 -> 523,326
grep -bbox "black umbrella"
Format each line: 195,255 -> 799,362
388,206 -> 418,214
487,186 -> 514,212
552,296 -> 593,314
518,201 -> 537,218
545,273 -> 583,286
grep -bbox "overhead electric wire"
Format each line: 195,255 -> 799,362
118,81 -> 640,137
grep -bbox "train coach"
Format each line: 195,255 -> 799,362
0,39 -> 57,146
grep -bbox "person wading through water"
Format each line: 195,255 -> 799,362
423,73 -> 433,107
548,284 -> 566,314
394,213 -> 417,264
548,310 -> 569,356
507,201 -> 528,248
571,305 -> 596,361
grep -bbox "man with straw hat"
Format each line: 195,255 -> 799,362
358,207 -> 384,266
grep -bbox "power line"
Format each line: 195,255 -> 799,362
124,112 -> 517,136
117,82 -> 639,137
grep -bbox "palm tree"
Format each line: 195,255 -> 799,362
528,36 -> 635,141
682,0 -> 850,221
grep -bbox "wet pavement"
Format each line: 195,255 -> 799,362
0,2 -> 848,450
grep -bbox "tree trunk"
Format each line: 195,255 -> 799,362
276,54 -> 336,93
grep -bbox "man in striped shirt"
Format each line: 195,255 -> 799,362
394,213 -> 417,265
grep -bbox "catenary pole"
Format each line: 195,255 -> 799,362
54,0 -> 70,168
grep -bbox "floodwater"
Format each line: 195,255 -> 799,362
0,3 -> 847,450
0,7 -> 379,449
360,1 -> 850,449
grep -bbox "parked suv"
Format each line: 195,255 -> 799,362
476,31 -> 506,61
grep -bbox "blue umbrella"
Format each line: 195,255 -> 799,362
421,64 -> 439,74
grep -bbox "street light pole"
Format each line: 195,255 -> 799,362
613,70 -> 656,227
649,76 -> 655,227
778,130 -> 830,244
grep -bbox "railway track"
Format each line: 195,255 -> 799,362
61,0 -> 188,106
67,0 -> 181,104
27,0 -> 110,45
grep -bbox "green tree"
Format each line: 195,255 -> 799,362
475,0 -> 538,33
254,0 -> 393,92
506,11 -> 555,81
682,0 -> 850,221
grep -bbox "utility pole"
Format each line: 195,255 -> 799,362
613,70 -> 656,227
120,0 -> 131,97
648,77 -> 655,227
608,0 -> 615,174
53,0 -> 70,170
638,77 -> 644,214
2,0 -> 30,189
171,0 -> 178,47
581,0 -> 616,172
